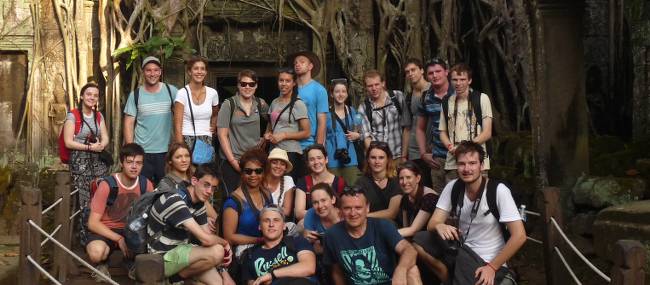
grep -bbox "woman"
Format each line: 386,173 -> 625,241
396,161 -> 439,238
301,183 -> 341,250
263,148 -> 295,218
217,69 -> 269,193
222,149 -> 271,258
63,82 -> 110,209
294,144 -> 346,220
174,56 -> 219,164
264,68 -> 310,180
354,141 -> 402,220
325,78 -> 362,185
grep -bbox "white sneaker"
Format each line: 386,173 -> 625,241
91,263 -> 112,283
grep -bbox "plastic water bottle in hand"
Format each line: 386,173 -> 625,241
519,205 -> 527,222
129,213 -> 148,231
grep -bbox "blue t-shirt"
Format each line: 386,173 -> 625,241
241,236 -> 318,284
303,208 -> 327,234
323,218 -> 403,285
325,106 -> 362,168
298,80 -> 329,149
123,83 -> 178,153
223,197 -> 267,237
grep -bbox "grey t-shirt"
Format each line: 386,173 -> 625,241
66,111 -> 104,144
268,98 -> 308,154
407,90 -> 424,160
217,95 -> 269,160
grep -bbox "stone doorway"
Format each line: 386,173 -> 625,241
210,64 -> 281,104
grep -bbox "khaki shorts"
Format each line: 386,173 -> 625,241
163,244 -> 195,277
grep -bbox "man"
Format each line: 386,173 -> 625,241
291,51 -> 329,150
241,206 -> 317,285
439,63 -> 493,181
358,70 -> 410,162
323,187 -> 421,285
402,58 -> 432,187
124,56 -> 178,185
147,165 -> 231,285
416,58 -> 454,193
86,143 -> 154,282
414,141 -> 525,284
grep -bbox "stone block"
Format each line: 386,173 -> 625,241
570,212 -> 598,236
135,254 -> 164,284
593,201 -> 650,262
572,175 -> 646,208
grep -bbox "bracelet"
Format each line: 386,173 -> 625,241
486,262 -> 498,272
446,143 -> 453,151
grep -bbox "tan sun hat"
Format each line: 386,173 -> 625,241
268,147 -> 293,173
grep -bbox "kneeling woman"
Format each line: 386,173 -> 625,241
222,149 -> 272,258
396,161 -> 439,238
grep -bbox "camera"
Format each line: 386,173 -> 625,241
334,148 -> 351,164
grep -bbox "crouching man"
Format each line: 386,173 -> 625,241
86,143 -> 154,282
413,141 -> 526,285
241,205 -> 318,285
323,187 -> 422,285
147,165 -> 232,285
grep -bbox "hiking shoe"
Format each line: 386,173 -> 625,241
128,263 -> 136,280
91,263 -> 112,283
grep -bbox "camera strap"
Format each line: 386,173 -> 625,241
458,176 -> 486,244
330,105 -> 352,150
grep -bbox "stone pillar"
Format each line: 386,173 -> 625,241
532,0 -> 589,187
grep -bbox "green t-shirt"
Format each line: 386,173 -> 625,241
124,83 -> 178,153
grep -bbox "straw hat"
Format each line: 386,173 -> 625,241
268,148 -> 293,173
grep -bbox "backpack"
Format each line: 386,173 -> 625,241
441,90 -> 493,156
79,175 -> 148,246
123,176 -> 184,254
364,90 -> 402,132
226,96 -> 268,137
58,109 -> 101,164
449,178 -> 513,241
303,176 -> 346,208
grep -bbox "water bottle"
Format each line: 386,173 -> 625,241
519,204 -> 527,222
128,213 -> 148,231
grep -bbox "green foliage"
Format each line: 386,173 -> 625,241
112,36 -> 196,69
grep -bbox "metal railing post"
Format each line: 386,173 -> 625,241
53,171 -> 71,282
18,183 -> 41,285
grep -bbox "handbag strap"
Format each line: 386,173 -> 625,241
184,87 -> 198,151
271,101 -> 295,132
330,106 -> 352,150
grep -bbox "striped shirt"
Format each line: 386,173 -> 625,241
147,190 -> 207,254
358,90 -> 410,158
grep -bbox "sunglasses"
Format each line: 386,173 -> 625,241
239,81 -> 257,88
330,78 -> 348,85
243,167 -> 264,175
427,57 -> 449,69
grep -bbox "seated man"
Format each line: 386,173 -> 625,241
86,143 -> 154,281
147,165 -> 232,285
413,141 -> 526,284
241,205 -> 317,285
323,187 -> 422,285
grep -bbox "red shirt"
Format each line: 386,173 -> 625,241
90,174 -> 154,229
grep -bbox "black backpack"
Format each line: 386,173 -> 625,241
364,90 -> 402,132
80,175 -> 148,246
449,178 -> 513,241
123,177 -> 179,254
441,90 -> 493,156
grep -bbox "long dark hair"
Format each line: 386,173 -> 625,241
278,67 -> 299,123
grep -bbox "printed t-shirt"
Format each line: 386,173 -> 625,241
241,236 -> 318,284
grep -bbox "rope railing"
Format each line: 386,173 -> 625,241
41,197 -> 63,215
554,246 -> 582,285
549,217 -> 611,282
526,236 -> 543,245
40,224 -> 62,247
69,209 -> 81,220
70,189 -> 79,196
27,219 -> 120,285
26,255 -> 63,285
524,210 -> 541,217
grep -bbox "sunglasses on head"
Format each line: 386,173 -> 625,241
369,141 -> 389,148
243,167 -> 264,175
239,81 -> 257,88
330,78 -> 348,85
427,57 -> 448,69
341,186 -> 366,197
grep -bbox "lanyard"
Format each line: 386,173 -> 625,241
457,177 -> 486,244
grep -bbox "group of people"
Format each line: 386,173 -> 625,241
61,51 -> 526,285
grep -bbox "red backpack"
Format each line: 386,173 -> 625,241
58,109 -> 101,164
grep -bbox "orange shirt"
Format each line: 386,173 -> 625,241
90,174 -> 154,229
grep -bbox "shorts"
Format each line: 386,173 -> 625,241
163,244 -> 195,277
86,229 -> 125,253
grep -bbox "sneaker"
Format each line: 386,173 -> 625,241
127,263 -> 136,281
91,263 -> 111,283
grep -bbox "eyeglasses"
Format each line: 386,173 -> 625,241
239,81 -> 257,88
243,167 -> 264,175
330,78 -> 348,85
341,186 -> 366,197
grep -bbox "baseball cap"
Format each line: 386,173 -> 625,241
142,56 -> 161,68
